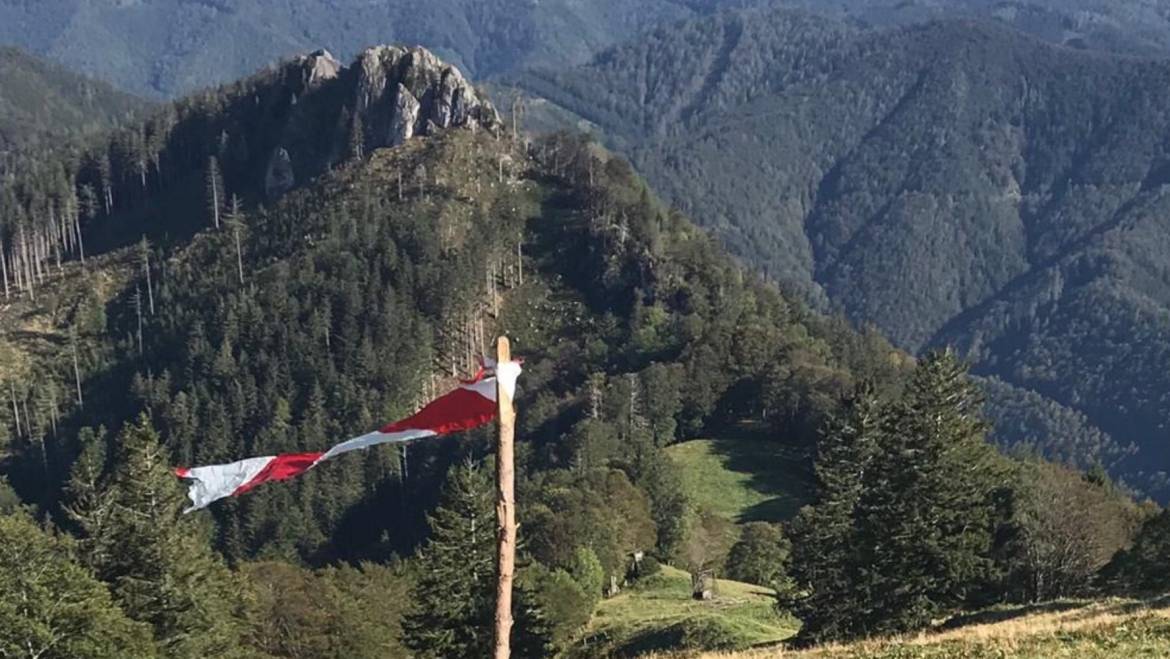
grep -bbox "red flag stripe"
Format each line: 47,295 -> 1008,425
381,384 -> 496,434
175,371 -> 518,512
233,451 -> 326,496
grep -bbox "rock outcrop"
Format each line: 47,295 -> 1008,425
353,45 -> 498,150
295,49 -> 342,88
259,44 -> 499,199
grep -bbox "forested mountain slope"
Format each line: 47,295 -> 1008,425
0,43 -> 899,564
3,43 -> 1164,658
513,9 -> 1170,497
778,0 -> 1170,57
0,46 -> 143,155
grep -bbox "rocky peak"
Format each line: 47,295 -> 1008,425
261,45 -> 500,199
296,49 -> 342,88
354,45 -> 498,146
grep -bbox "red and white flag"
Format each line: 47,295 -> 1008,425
175,360 -> 521,512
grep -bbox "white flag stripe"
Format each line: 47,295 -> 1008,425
320,428 -> 437,461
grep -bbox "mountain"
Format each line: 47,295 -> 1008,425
1,42 -> 1162,657
0,0 -> 783,99
0,43 -> 898,564
0,40 -> 888,654
6,0 -> 1170,101
0,46 -> 143,155
511,8 -> 1170,497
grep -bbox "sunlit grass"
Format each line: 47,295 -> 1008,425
666,436 -> 813,523
643,596 -> 1170,658
570,565 -> 798,657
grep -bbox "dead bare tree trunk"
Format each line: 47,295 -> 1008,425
233,224 -> 245,285
74,212 -> 85,264
71,331 -> 84,408
207,156 -> 223,229
141,237 -> 155,315
134,286 -> 144,355
47,390 -> 58,437
9,380 -> 20,438
0,239 -> 8,300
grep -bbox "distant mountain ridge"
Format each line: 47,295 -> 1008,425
0,0 -> 770,98
4,0 -> 1170,99
0,46 -> 143,155
512,8 -> 1170,497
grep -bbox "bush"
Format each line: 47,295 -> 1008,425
518,563 -> 596,654
635,555 -> 661,579
568,547 -> 605,602
677,617 -> 741,651
626,554 -> 662,583
0,477 -> 20,515
726,522 -> 793,592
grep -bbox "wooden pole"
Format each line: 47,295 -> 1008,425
494,336 -> 516,659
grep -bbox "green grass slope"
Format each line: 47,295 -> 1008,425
666,434 -> 813,524
571,565 -> 797,657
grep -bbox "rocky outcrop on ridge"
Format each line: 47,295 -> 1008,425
259,45 -> 499,198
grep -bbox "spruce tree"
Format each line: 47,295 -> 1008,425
850,351 -> 1005,636
402,462 -> 496,659
68,415 -> 252,658
789,381 -> 883,643
0,512 -> 157,659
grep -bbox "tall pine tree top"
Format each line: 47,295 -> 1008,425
67,415 -> 253,659
851,350 -> 1007,635
402,461 -> 496,659
0,512 -> 156,659
790,381 -> 885,643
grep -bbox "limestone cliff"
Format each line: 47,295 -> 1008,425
259,46 -> 499,199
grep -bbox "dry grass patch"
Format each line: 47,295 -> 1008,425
642,596 -> 1170,658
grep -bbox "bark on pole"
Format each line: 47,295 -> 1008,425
494,336 -> 516,659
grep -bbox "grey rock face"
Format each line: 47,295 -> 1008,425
352,45 -> 499,150
262,45 -> 497,200
299,49 -> 342,88
390,84 -> 421,146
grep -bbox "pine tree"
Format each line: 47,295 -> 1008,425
788,381 -> 884,642
68,415 -> 252,658
65,427 -> 117,570
402,462 -> 496,659
0,512 -> 157,659
849,351 -> 1005,636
